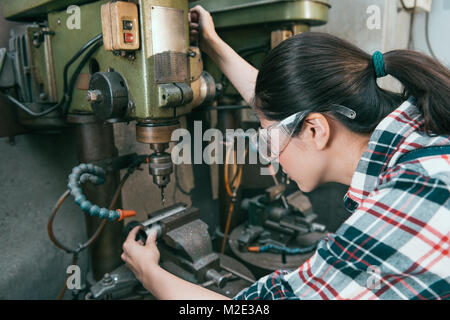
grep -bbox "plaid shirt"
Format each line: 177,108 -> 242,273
234,97 -> 450,300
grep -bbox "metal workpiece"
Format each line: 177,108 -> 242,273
143,203 -> 187,228
204,268 -> 231,288
123,203 -> 187,243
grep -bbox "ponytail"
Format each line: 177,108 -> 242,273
384,50 -> 450,135
254,32 -> 450,137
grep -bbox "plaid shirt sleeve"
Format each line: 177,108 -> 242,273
234,165 -> 450,300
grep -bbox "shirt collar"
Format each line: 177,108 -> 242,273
343,97 -> 424,213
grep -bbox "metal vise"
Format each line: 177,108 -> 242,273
88,203 -> 232,299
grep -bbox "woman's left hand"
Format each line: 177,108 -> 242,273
121,226 -> 160,284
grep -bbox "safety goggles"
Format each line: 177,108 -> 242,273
249,105 -> 356,163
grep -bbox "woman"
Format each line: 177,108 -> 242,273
121,6 -> 450,300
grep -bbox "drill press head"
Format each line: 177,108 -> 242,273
136,121 -> 180,206
148,143 -> 173,203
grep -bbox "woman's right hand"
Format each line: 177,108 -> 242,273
189,5 -> 218,54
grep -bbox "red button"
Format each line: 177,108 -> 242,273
124,33 -> 134,43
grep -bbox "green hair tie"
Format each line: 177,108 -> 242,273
373,51 -> 387,78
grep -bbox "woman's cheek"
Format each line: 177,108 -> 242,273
279,145 -> 320,192
279,150 -> 305,187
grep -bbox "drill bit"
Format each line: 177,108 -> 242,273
160,187 -> 166,207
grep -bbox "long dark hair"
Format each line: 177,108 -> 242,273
254,32 -> 450,135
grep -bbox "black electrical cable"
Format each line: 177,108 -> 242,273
62,33 -> 103,94
399,0 -> 417,50
400,0 -> 413,11
425,12 -> 438,60
3,33 -> 103,118
407,1 -> 417,50
401,1 -> 438,60
63,39 -> 103,115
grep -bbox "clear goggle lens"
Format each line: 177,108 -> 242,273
250,110 -> 310,163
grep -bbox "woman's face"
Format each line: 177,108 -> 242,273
259,116 -> 328,193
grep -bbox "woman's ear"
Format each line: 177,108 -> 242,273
302,113 -> 330,151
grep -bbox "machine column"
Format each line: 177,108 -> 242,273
69,114 -> 124,281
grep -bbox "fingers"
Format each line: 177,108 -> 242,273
145,229 -> 158,247
122,226 -> 141,257
189,12 -> 200,42
189,9 -> 199,24
189,5 -> 208,23
191,5 -> 206,14
189,22 -> 199,39
126,226 -> 140,243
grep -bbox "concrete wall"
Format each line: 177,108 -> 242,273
313,0 -> 412,92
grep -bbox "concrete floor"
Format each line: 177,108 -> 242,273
0,131 -> 89,299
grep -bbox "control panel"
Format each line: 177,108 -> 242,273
101,1 -> 140,51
